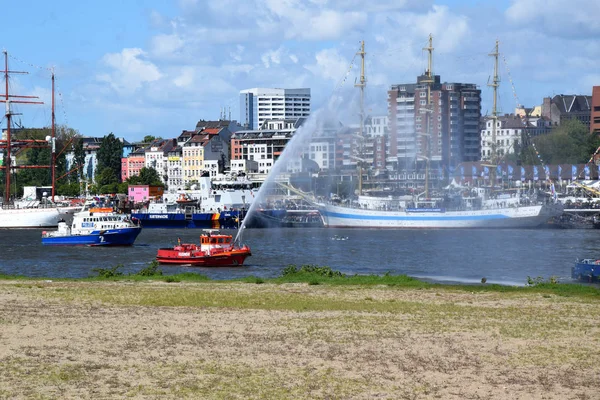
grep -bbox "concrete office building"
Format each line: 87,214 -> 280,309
239,88 -> 310,130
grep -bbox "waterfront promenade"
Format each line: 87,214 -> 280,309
1,280 -> 598,399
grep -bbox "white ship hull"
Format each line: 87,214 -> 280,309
0,206 -> 78,228
319,203 -> 564,229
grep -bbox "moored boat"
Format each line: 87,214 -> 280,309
156,230 -> 251,266
317,187 -> 564,229
41,206 -> 142,246
572,259 -> 600,282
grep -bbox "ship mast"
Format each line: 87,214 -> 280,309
354,40 -> 366,196
0,51 -> 43,204
488,40 -> 500,187
422,34 -> 434,199
51,70 -> 56,201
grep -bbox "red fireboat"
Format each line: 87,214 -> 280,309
156,230 -> 251,266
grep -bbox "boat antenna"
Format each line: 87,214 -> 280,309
354,40 -> 366,196
488,40 -> 500,187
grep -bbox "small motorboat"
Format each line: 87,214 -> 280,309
156,230 -> 251,266
572,259 -> 600,282
41,206 -> 142,246
331,235 -> 349,241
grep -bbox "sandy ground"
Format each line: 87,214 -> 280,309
0,280 -> 599,399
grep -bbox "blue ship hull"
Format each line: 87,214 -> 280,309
42,227 -> 142,246
131,211 -> 245,229
572,259 -> 600,282
130,210 -> 290,229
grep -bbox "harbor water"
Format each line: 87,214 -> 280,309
0,227 -> 598,285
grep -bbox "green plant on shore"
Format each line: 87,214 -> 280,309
91,264 -> 124,278
527,275 -> 560,286
282,264 -> 345,278
135,260 -> 163,277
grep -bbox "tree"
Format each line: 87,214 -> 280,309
520,120 -> 600,165
143,135 -> 162,143
127,167 -> 163,186
95,133 -> 123,183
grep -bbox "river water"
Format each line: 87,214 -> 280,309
0,227 -> 597,285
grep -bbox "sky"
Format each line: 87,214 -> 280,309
1,0 -> 599,143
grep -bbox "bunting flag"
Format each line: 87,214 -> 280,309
585,165 -> 590,180
533,166 -> 539,181
558,165 -> 562,182
521,166 -> 526,180
508,165 -> 514,179
572,165 -> 577,180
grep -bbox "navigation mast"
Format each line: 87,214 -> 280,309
354,40 -> 366,196
421,34 -> 434,198
488,40 -> 500,186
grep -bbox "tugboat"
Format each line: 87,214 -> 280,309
156,230 -> 251,266
41,206 -> 142,246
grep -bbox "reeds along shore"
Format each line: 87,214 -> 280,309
0,272 -> 599,399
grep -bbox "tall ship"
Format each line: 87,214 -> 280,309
318,189 -> 563,229
0,51 -> 78,228
317,39 -> 564,229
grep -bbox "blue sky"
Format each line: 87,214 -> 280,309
2,0 -> 599,142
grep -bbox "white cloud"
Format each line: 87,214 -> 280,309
261,47 -> 284,68
150,34 -> 185,58
506,0 -> 600,37
304,48 -> 350,82
98,48 -> 162,95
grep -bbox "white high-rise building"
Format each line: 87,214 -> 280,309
239,88 -> 310,129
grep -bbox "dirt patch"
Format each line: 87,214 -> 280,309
0,281 -> 598,399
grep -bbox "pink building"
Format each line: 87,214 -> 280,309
128,185 -> 164,204
121,154 -> 145,181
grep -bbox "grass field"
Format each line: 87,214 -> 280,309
1,268 -> 599,399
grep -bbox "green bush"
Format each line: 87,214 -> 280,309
135,260 -> 163,277
92,264 -> 124,278
281,264 -> 345,278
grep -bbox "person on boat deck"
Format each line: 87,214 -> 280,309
177,238 -> 181,246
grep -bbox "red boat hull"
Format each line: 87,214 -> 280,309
156,247 -> 251,267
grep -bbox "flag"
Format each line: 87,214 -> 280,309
484,166 -> 489,179
460,165 -> 465,181
533,166 -> 539,181
544,165 -> 550,179
585,165 -> 590,180
521,166 -> 526,180
550,182 -> 557,202
558,165 -> 562,181
508,165 -> 513,179
572,165 -> 577,180
472,165 -> 477,177
497,165 -> 502,177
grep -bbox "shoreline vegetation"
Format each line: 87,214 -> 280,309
1,265 -> 599,399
